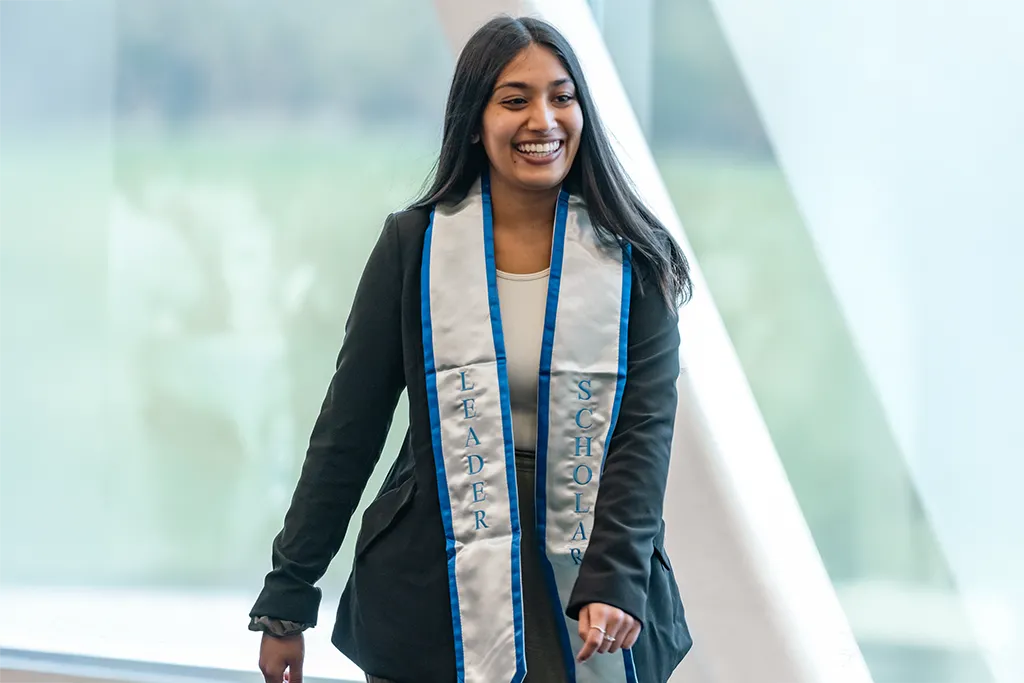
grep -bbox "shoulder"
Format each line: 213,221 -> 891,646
387,207 -> 432,242
627,253 -> 664,307
626,253 -> 680,338
374,207 -> 432,273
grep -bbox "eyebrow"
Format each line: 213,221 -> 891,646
493,78 -> 573,93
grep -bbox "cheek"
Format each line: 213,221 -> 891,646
563,110 -> 584,148
484,141 -> 513,171
482,123 -> 517,161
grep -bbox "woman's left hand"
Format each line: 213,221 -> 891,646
576,602 -> 641,663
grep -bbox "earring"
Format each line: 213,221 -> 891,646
471,133 -> 480,144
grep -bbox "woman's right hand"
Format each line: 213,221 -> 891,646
259,632 -> 304,683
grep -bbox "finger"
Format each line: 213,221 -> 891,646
607,615 -> 634,654
596,611 -> 623,655
577,625 -> 606,663
289,661 -> 303,683
577,605 -> 591,643
577,610 -> 606,663
622,622 -> 642,650
606,619 -> 624,654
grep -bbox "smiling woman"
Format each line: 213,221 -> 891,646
482,45 -> 586,277
250,15 -> 692,683
483,49 -> 583,194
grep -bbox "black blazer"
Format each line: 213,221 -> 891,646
250,208 -> 692,682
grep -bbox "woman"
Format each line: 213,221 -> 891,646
251,15 -> 693,683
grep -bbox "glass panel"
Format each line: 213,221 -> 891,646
0,0 -> 451,676
599,0 -> 998,680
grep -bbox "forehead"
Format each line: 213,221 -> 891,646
496,44 -> 572,85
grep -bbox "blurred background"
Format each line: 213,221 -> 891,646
2,1 -> 1021,682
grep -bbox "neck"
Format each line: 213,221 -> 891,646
488,170 -> 561,233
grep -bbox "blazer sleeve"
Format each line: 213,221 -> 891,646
565,267 -> 681,627
249,213 -> 406,627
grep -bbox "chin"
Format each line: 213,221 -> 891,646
512,168 -> 569,193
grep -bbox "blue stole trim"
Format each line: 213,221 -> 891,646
603,244 -> 632,475
420,208 -> 467,678
611,245 -> 636,682
481,172 -> 529,682
535,188 -> 578,682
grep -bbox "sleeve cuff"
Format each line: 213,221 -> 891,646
249,580 -> 323,627
248,616 -> 312,637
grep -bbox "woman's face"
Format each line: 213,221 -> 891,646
479,44 -> 584,194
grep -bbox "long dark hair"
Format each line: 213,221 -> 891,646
409,16 -> 691,308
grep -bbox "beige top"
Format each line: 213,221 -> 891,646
496,267 -> 550,453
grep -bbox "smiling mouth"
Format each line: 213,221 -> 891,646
514,140 -> 564,157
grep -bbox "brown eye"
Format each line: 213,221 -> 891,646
503,97 -> 528,107
554,93 -> 575,104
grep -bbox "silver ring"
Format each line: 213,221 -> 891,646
589,625 -> 607,636
604,634 -> 616,642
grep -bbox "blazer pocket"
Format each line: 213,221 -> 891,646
355,476 -> 417,559
653,542 -> 673,572
653,520 -> 673,572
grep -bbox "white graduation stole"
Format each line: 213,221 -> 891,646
421,174 -> 637,683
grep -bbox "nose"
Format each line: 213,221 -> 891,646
526,100 -> 557,133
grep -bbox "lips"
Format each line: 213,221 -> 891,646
515,140 -> 562,155
513,140 -> 564,164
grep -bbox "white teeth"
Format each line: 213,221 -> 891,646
516,141 -> 561,155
